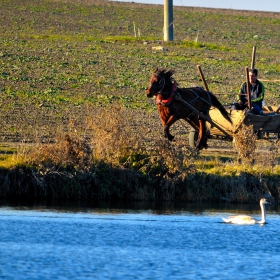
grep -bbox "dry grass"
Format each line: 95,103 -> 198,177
233,124 -> 258,164
17,133 -> 92,170
85,104 -> 197,176
87,105 -> 142,166
5,104 -> 276,203
14,103 -> 197,173
4,103 -> 199,201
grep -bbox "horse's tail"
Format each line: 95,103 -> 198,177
209,93 -> 232,124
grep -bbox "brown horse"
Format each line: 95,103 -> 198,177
146,68 -> 232,149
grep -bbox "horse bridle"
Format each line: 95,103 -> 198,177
150,73 -> 165,94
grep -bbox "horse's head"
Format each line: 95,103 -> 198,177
146,67 -> 174,98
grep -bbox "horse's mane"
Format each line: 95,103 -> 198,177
156,68 -> 175,80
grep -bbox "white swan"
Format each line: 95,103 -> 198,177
222,198 -> 271,225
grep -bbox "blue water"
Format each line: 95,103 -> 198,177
0,203 -> 280,279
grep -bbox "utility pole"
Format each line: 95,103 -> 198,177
164,0 -> 173,41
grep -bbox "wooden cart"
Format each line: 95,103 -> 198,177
189,47 -> 280,148
188,106 -> 280,148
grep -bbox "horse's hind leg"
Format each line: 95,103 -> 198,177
196,119 -> 204,149
201,120 -> 208,149
196,119 -> 208,150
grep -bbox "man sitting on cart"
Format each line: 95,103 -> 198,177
231,68 -> 265,114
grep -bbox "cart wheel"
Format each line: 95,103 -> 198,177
189,129 -> 198,148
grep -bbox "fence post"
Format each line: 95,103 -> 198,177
246,67 -> 252,109
164,0 -> 173,41
251,46 -> 256,69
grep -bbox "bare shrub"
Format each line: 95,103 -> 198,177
22,132 -> 92,169
140,138 -> 197,176
87,105 -> 143,165
86,103 -> 197,174
233,124 -> 257,164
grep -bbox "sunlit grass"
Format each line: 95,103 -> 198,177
197,161 -> 280,176
0,145 -> 21,168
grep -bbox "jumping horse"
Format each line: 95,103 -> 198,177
146,68 -> 232,150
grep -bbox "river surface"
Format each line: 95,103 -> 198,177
1,201 -> 280,280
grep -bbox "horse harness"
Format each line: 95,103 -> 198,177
155,80 -> 212,114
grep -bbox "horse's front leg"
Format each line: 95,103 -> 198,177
161,115 -> 178,141
201,120 -> 208,149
